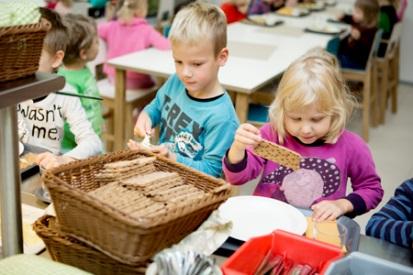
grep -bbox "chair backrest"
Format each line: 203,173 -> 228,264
365,29 -> 383,71
156,0 -> 175,25
384,22 -> 402,58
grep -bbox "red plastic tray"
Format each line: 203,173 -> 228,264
221,230 -> 343,275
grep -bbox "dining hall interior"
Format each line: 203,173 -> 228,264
0,0 -> 412,273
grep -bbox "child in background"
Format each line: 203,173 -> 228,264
98,0 -> 170,90
337,0 -> 379,69
18,8 -> 102,169
366,178 -> 413,249
223,49 -> 383,221
54,0 -> 73,15
378,0 -> 398,39
220,0 -> 251,24
58,14 -> 104,152
249,0 -> 285,14
129,1 -> 239,177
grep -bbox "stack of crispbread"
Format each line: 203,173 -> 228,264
90,157 -> 205,219
95,157 -> 156,185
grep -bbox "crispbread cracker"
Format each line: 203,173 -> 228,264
254,140 -> 301,170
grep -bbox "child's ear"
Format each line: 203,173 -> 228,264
79,48 -> 88,61
52,50 -> 65,69
217,47 -> 229,67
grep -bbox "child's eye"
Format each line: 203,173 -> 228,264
291,117 -> 301,121
193,62 -> 203,67
174,60 -> 182,65
311,117 -> 324,122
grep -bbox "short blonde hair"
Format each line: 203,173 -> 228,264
169,1 -> 227,56
269,49 -> 356,144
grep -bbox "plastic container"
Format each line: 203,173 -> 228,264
299,208 -> 361,252
221,229 -> 343,275
324,252 -> 413,275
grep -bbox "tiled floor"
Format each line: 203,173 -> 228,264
238,83 -> 413,233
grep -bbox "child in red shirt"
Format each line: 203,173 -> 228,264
221,0 -> 251,24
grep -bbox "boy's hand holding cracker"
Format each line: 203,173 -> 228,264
133,111 -> 153,138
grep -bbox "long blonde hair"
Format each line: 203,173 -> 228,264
269,49 -> 356,144
169,1 -> 227,56
116,0 -> 148,24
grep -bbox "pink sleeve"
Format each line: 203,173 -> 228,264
223,124 -> 274,185
98,22 -> 111,41
347,133 -> 383,211
147,27 -> 171,50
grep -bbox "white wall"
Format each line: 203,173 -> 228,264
400,3 -> 413,83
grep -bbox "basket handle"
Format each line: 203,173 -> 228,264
212,183 -> 232,194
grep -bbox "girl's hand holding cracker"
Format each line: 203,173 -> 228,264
228,123 -> 262,164
36,152 -> 74,170
311,199 -> 353,222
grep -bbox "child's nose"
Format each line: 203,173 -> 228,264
301,124 -> 312,134
183,66 -> 192,78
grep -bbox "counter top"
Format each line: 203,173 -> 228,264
0,73 -> 64,108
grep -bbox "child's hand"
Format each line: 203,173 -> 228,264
233,123 -> 262,150
127,139 -> 147,151
36,152 -> 74,170
311,199 -> 353,222
150,144 -> 176,161
228,123 -> 261,164
350,27 -> 360,40
133,111 -> 153,138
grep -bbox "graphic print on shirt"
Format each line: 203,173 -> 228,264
17,104 -> 64,141
159,94 -> 203,159
261,157 -> 341,208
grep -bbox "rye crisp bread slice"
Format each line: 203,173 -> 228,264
254,140 -> 301,170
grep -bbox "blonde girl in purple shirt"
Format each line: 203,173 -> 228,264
223,49 -> 383,222
98,0 -> 170,89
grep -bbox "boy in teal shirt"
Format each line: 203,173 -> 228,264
58,13 -> 104,151
129,2 -> 239,177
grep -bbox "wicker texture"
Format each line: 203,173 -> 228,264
0,23 -> 47,82
43,150 -> 232,265
33,215 -> 147,275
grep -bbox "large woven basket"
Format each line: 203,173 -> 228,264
43,150 -> 232,265
33,215 -> 147,275
0,23 -> 47,82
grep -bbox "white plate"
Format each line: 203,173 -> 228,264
218,196 -> 307,241
19,142 -> 24,156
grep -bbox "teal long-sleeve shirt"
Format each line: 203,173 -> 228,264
144,74 -> 239,177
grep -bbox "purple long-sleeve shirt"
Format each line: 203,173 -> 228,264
223,124 -> 383,217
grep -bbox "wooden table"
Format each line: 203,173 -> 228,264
107,8 -> 349,150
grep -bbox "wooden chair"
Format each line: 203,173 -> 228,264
375,22 -> 402,124
340,29 -> 383,142
97,79 -> 157,152
90,39 -> 158,152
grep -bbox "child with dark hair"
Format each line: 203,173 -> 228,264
58,14 -> 104,152
17,8 -> 102,169
337,0 -> 380,69
366,178 -> 413,249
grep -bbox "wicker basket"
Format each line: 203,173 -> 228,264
0,23 -> 47,82
33,215 -> 148,275
43,150 -> 232,265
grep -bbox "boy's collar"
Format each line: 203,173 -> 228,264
185,89 -> 225,102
